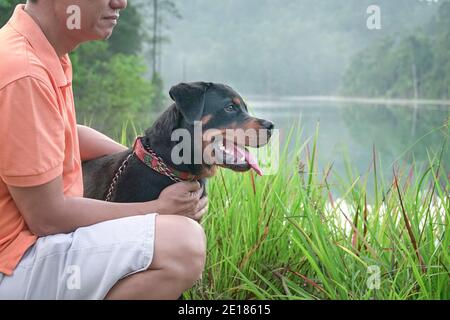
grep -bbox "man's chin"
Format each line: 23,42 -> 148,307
102,30 -> 114,40
90,27 -> 115,41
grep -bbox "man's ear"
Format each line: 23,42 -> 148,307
169,82 -> 211,124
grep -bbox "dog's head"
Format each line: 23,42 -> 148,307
146,82 -> 274,177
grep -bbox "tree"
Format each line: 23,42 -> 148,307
132,0 -> 181,77
131,0 -> 181,111
423,1 -> 450,100
341,1 -> 450,100
0,0 -> 21,26
107,4 -> 143,55
149,0 -> 181,77
71,41 -> 154,139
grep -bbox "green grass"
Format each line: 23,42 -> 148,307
118,121 -> 449,300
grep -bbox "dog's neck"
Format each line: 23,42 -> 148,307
141,104 -> 211,177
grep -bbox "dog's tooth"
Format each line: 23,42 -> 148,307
219,145 -> 225,151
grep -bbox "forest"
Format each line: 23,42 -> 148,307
0,0 -> 448,301
1,0 -> 447,136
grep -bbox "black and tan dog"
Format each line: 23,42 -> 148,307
82,82 -> 274,202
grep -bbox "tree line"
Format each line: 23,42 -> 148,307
341,1 -> 450,100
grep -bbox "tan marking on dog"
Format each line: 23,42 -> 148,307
216,122 -> 238,130
198,166 -> 218,179
201,114 -> 213,125
242,119 -> 269,147
243,119 -> 264,131
232,97 -> 242,105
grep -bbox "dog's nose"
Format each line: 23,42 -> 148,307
261,120 -> 274,131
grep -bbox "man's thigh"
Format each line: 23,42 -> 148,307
148,214 -> 206,271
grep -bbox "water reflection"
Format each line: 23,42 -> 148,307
248,97 -> 449,183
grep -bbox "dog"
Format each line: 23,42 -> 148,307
82,82 -> 274,202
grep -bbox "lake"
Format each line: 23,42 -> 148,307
248,96 -> 449,195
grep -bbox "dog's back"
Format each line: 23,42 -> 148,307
82,150 -> 131,200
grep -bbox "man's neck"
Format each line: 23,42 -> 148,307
24,3 -> 78,57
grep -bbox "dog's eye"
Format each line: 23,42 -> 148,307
224,105 -> 236,112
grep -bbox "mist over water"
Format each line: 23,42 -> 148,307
250,97 -> 449,195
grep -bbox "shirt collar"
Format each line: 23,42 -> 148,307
8,4 -> 72,87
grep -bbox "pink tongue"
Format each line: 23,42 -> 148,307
234,145 -> 263,176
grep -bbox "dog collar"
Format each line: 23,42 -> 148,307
133,137 -> 202,182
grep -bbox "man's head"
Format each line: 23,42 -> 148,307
26,0 -> 127,43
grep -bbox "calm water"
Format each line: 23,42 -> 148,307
249,97 -> 449,191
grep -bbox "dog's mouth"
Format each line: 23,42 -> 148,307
210,139 -> 263,175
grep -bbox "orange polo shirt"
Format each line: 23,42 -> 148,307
0,5 -> 83,275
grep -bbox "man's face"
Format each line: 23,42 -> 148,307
54,0 -> 127,41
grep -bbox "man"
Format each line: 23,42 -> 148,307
0,0 -> 208,299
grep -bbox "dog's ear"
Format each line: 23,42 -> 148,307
169,82 -> 211,124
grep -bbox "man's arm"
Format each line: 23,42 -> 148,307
77,124 -> 128,161
7,176 -> 207,236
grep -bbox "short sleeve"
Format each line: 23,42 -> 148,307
0,77 -> 65,187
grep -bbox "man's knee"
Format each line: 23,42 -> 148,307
176,217 -> 206,281
151,215 -> 207,285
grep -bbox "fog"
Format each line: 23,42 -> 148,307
158,0 -> 437,96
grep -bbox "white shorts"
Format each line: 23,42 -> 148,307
0,213 -> 157,300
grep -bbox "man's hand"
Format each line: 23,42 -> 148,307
157,181 -> 208,222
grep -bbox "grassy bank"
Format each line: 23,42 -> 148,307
187,128 -> 448,300
118,122 -> 449,300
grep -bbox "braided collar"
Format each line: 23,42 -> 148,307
133,136 -> 202,182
